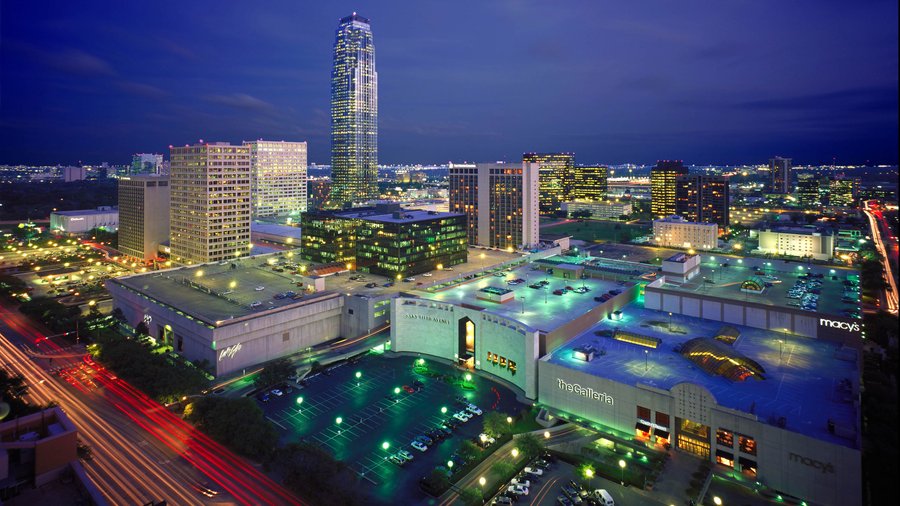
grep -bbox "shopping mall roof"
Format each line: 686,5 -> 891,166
545,303 -> 860,448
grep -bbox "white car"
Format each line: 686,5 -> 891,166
249,301 -> 262,308
523,466 -> 544,477
466,404 -> 483,416
422,272 -> 433,277
510,478 -> 530,489
255,286 -> 265,291
507,485 -> 529,496
397,450 -> 414,462
453,412 -> 470,422
403,277 -> 416,282
270,389 -> 283,396
411,441 -> 428,452
478,433 -> 496,445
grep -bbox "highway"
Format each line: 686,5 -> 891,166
0,302 -> 304,505
863,202 -> 898,314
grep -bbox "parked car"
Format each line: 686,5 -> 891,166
415,435 -> 433,446
270,388 -> 283,397
402,385 -> 416,393
255,286 -> 265,291
510,477 -> 530,488
507,485 -> 529,496
466,404 -> 483,416
389,455 -> 405,466
365,283 -> 378,288
523,466 -> 544,477
411,441 -> 428,452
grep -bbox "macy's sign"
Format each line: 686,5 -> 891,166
819,318 -> 861,333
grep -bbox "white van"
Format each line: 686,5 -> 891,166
593,489 -> 614,506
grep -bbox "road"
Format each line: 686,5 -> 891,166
0,302 -> 304,505
863,202 -> 898,314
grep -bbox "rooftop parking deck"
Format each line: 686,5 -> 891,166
546,303 -> 860,448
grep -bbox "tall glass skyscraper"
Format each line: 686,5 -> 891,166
329,12 -> 378,208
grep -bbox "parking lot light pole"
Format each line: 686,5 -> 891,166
441,406 -> 448,415
479,476 -> 486,503
355,371 -> 362,387
382,441 -> 390,459
296,396 -> 303,413
336,416 -> 343,436
618,459 -> 626,485
584,467 -> 595,491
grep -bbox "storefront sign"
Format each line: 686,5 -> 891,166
557,378 -> 614,405
218,342 -> 242,362
404,314 -> 450,325
788,452 -> 834,474
818,318 -> 860,333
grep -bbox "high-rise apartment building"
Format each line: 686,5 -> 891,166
169,142 -> 251,264
118,175 -> 170,262
675,175 -> 730,227
650,160 -> 688,218
569,165 -> 609,201
329,13 -> 378,208
448,162 -> 539,250
131,153 -> 164,175
244,140 -> 308,220
768,156 -> 792,194
523,152 -> 574,214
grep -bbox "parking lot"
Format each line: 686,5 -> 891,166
259,354 -> 529,504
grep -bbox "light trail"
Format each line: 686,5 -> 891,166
863,202 -> 898,313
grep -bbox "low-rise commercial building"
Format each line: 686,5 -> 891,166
49,207 -> 118,234
756,227 -> 835,261
652,215 -> 718,250
561,200 -> 632,219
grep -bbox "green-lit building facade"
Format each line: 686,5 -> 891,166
356,210 -> 467,277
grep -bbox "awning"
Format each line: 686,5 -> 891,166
635,421 -> 651,433
655,428 -> 670,440
716,449 -> 734,460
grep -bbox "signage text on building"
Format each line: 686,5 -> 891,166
404,314 -> 450,325
218,342 -> 243,362
788,452 -> 834,474
557,378 -> 614,405
819,318 -> 860,333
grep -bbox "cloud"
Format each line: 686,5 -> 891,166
115,81 -> 167,99
203,93 -> 277,113
41,48 -> 116,76
736,86 -> 898,113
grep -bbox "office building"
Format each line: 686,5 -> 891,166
49,207 -> 118,234
448,163 -> 479,244
523,152 -> 574,214
63,166 -> 86,182
756,227 -> 835,261
570,165 -> 609,201
653,215 -> 718,250
560,200 -> 632,219
650,160 -> 688,218
300,209 -> 361,266
118,175 -> 170,262
675,175 -> 730,227
244,140 -> 308,219
307,178 -> 332,211
796,173 -> 824,209
131,153 -> 164,175
769,157 -> 792,194
449,162 -> 539,250
828,178 -> 859,208
169,142 -> 251,264
329,13 -> 378,208
355,210 -> 467,277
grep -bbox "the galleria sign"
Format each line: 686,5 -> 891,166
789,452 -> 834,474
218,343 -> 243,362
404,314 -> 450,325
819,318 -> 861,333
557,378 -> 614,405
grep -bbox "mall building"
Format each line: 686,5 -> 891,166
390,253 -> 862,506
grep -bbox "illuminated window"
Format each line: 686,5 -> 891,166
716,429 -> 733,447
738,435 -> 756,455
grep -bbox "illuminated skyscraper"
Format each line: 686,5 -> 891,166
769,156 -> 792,194
329,13 -> 378,208
827,177 -> 859,207
118,175 -> 169,262
650,160 -> 688,218
131,153 -> 164,175
169,142 -> 251,264
675,175 -> 730,227
523,152 -> 574,214
570,165 -> 609,201
244,140 -> 308,220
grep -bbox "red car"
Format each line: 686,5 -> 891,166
402,385 -> 416,393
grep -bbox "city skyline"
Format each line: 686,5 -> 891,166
1,1 -> 897,166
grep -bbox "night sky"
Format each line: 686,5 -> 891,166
1,1 -> 897,166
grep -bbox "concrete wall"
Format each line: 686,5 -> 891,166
341,293 -> 392,337
391,297 -> 540,398
536,360 -> 861,506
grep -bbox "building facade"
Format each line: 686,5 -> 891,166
796,173 -> 824,209
169,142 -> 251,264
570,165 -> 609,201
245,140 -> 308,219
131,153 -> 164,175
769,157 -> 792,194
300,209 -> 360,266
828,178 -> 859,207
650,160 -> 688,218
675,175 -> 730,227
448,162 -> 539,250
356,210 -> 467,277
523,152 -> 575,215
307,178 -> 332,211
653,215 -> 718,250
329,13 -> 378,208
49,207 -> 118,234
757,228 -> 835,261
561,200 -> 632,219
118,175 -> 170,262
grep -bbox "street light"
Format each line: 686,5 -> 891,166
296,396 -> 304,412
506,416 -> 513,425
336,416 -> 343,435
618,459 -> 626,485
382,441 -> 390,451
355,371 -> 362,386
465,373 -> 472,382
441,406 -> 448,414
713,496 -> 723,506
544,431 -> 550,439
511,448 -> 519,458
479,476 -> 486,503
447,460 -> 454,471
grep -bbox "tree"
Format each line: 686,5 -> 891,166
272,442 -> 367,505
458,440 -> 481,462
572,210 -> 592,219
254,357 -> 294,388
0,274 -> 28,299
516,432 -> 544,458
183,397 -> 278,460
483,411 -> 511,437
134,320 -> 149,337
492,461 -> 516,482
459,487 -> 483,506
